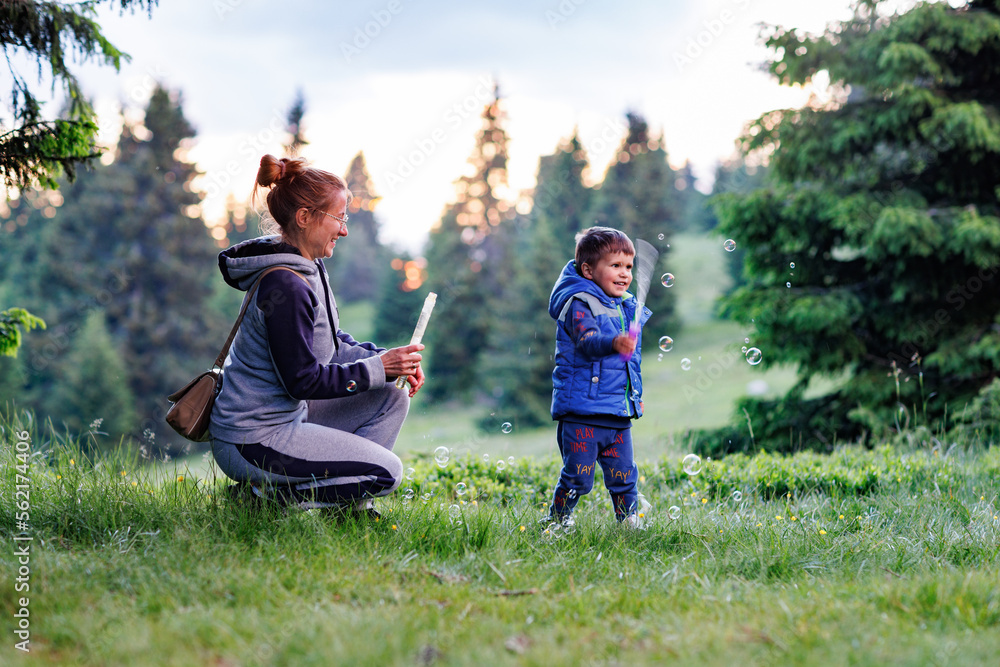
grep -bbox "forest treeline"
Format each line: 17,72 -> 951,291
2,0 -> 998,455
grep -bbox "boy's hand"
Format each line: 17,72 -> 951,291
612,334 -> 636,357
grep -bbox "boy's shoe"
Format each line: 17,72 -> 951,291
538,513 -> 574,526
539,513 -> 575,530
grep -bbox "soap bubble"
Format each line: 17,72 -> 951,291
682,453 -> 702,476
501,422 -> 513,434
786,282 -> 791,288
731,490 -> 743,502
660,273 -> 675,288
434,446 -> 450,467
508,456 -> 515,466
680,358 -> 692,371
790,262 -> 795,269
403,488 -> 415,501
668,506 -> 681,520
745,347 -> 763,365
742,346 -> 748,354
455,482 -> 467,496
657,233 -> 665,240
567,489 -> 577,499
658,335 -> 673,352
496,460 -> 506,471
483,453 -> 490,463
657,353 -> 663,362
724,239 -> 736,252
405,467 -> 415,481
745,337 -> 750,344
346,380 -> 358,392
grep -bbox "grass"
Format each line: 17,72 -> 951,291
2,410 -> 998,665
3,231 -> 994,663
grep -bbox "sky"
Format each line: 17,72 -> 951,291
66,0 -> 909,252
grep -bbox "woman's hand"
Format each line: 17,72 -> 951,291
379,344 -> 425,395
404,363 -> 425,397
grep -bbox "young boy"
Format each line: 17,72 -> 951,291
545,226 -> 651,527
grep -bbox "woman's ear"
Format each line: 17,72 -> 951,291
294,207 -> 311,230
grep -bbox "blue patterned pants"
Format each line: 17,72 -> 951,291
549,420 -> 638,521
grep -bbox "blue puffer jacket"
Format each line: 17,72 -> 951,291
549,260 -> 652,421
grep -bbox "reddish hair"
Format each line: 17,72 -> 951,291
252,155 -> 351,235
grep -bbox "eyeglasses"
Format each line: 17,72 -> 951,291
319,210 -> 349,225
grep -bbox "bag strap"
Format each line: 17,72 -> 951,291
213,266 -> 306,369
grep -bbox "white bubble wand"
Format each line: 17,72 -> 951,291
621,239 -> 659,361
396,292 -> 437,389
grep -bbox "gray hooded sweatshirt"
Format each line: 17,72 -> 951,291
209,236 -> 386,451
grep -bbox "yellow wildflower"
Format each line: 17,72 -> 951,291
819,530 -> 827,535
519,525 -> 526,532
701,498 -> 707,504
776,516 -> 783,520
69,459 -> 75,466
391,525 -> 397,530
177,475 -> 184,482
791,516 -> 797,521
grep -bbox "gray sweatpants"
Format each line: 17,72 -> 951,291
211,381 -> 408,505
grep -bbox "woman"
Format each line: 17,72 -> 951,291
209,154 -> 424,517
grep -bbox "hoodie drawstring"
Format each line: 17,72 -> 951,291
316,260 -> 339,352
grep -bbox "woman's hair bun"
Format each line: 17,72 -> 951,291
256,154 -> 303,188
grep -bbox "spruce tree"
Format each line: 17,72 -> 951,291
589,112 -> 681,339
697,0 -> 1000,454
372,254 -> 428,347
51,309 -> 136,446
2,84 -> 225,449
478,132 -> 594,428
1,0 -> 158,189
282,89 -> 309,158
330,152 -> 388,303
423,84 -> 516,401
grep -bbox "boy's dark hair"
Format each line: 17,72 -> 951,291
575,226 -> 635,273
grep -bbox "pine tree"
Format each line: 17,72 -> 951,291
1,84 -> 225,449
478,132 -> 594,427
282,89 -> 309,158
674,160 -> 711,232
696,0 -> 1000,454
423,84 -> 516,402
589,112 -> 681,340
372,254 -> 428,347
51,309 -> 136,446
329,152 -> 388,303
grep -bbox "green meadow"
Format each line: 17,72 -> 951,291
2,232 -> 997,665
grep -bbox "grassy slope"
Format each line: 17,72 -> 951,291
5,234 -> 995,665
1,428 -> 998,666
